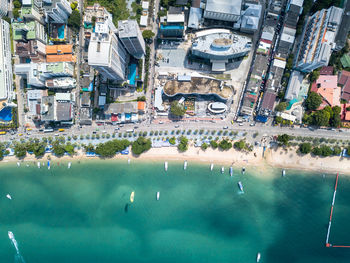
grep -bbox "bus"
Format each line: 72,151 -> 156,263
44,128 -> 54,133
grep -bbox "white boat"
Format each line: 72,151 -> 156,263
238,181 -> 244,192
37,162 -> 40,168
165,161 -> 168,171
47,161 -> 50,170
229,167 -> 233,177
156,191 -> 160,200
210,163 -> 214,171
17,162 -> 20,167
256,252 -> 261,262
26,164 -> 29,167
8,231 -> 19,252
221,167 -> 224,174
282,169 -> 286,177
130,191 -> 135,203
184,160 -> 188,170
128,158 -> 131,164
6,194 -> 12,200
242,167 -> 246,174
68,162 -> 71,169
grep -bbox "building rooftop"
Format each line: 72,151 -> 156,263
118,20 -> 139,38
285,70 -> 304,101
339,70 -> 350,101
188,7 -> 202,29
163,77 -> 232,99
104,102 -> 138,114
46,44 -> 73,54
260,90 -> 276,111
311,75 -> 341,108
205,0 -> 242,16
320,66 -> 334,75
45,77 -> 76,88
56,102 -> 72,121
41,96 -> 55,121
192,29 -> 251,59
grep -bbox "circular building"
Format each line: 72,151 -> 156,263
208,102 -> 228,114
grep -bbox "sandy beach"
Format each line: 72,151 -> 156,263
2,145 -> 349,175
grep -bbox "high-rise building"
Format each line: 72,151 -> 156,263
0,0 -> 8,17
88,20 -> 128,81
118,20 -> 146,59
42,0 -> 72,24
0,19 -> 13,102
21,0 -> 44,23
295,6 -> 343,73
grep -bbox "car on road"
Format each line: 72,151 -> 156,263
223,126 -> 228,129
239,123 -> 244,126
159,121 -> 164,124
175,125 -> 179,128
114,128 -> 120,131
250,123 -> 255,126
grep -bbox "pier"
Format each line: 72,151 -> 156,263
325,173 -> 350,248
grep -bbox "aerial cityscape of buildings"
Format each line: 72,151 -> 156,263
0,0 -> 348,137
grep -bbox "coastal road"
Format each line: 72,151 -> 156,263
2,122 -> 350,142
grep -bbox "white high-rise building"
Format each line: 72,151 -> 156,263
0,0 -> 8,17
118,20 -> 146,59
88,20 -> 128,81
0,19 -> 13,102
43,0 -> 72,24
295,6 -> 343,73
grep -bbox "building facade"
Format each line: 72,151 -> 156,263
118,20 -> 146,59
0,0 -> 8,17
88,20 -> 128,81
0,19 -> 13,102
295,6 -> 343,73
43,0 -> 72,24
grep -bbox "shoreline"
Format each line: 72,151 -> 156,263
2,145 -> 349,175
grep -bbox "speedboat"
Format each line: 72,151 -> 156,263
210,163 -> 214,171
256,252 -> 261,262
221,167 -> 224,174
17,162 -> 20,167
47,161 -> 50,170
156,191 -> 160,201
8,231 -> 19,251
6,194 -> 12,200
68,162 -> 71,169
229,167 -> 233,177
184,160 -> 187,170
242,167 -> 246,174
8,231 -> 14,240
130,191 -> 135,203
165,162 -> 168,171
128,158 -> 131,164
238,181 -> 244,192
282,169 -> 286,177
37,162 -> 40,168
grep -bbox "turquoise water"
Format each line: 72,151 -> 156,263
128,64 -> 137,86
1,160 -> 350,262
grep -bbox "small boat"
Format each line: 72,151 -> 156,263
156,191 -> 160,200
184,160 -> 188,170
128,158 -> 131,164
165,161 -> 168,171
242,167 -> 246,174
238,181 -> 244,192
221,167 -> 224,174
68,162 -> 71,169
210,163 -> 214,171
6,194 -> 12,200
256,252 -> 261,262
37,162 -> 40,168
130,191 -> 135,203
26,164 -> 29,167
282,169 -> 286,177
229,167 -> 233,177
47,161 -> 50,170
16,162 -> 20,167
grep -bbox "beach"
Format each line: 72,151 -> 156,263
3,145 -> 350,175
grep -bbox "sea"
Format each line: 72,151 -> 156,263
1,160 -> 350,263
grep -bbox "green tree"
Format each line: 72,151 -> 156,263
277,134 -> 290,147
234,140 -> 246,150
319,145 -> 333,157
275,102 -> 288,112
219,139 -> 232,150
333,146 -> 342,156
142,30 -> 155,40
312,147 -> 322,156
170,101 -> 186,117
330,114 -> 341,128
52,142 -> 66,156
14,143 -> 27,158
65,144 -> 75,155
33,142 -> 46,157
201,142 -> 208,150
132,137 -> 151,155
210,140 -> 218,149
68,10 -> 81,32
299,142 -> 312,154
309,69 -> 320,82
177,136 -> 188,152
13,0 -> 21,8
312,110 -> 330,126
169,137 -> 176,145
305,92 -> 323,111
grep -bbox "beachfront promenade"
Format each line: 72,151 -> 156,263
1,122 -> 350,142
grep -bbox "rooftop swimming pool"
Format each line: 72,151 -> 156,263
0,107 -> 12,122
128,64 -> 137,86
58,25 -> 65,39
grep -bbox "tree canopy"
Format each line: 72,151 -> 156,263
177,136 -> 188,152
219,139 -> 232,150
170,101 -> 186,117
299,143 -> 312,154
305,92 -> 322,111
132,137 -> 151,155
277,134 -> 290,147
142,30 -> 155,40
68,10 -> 81,32
275,102 -> 288,112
